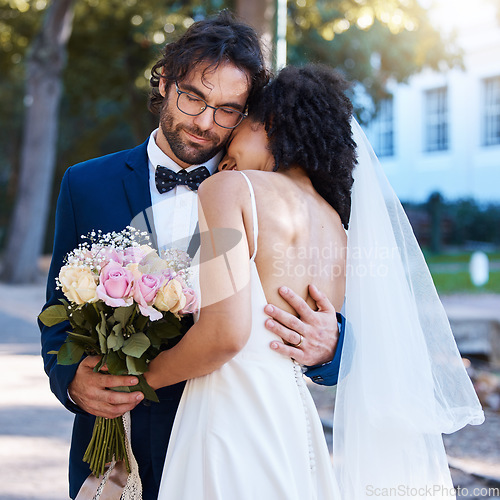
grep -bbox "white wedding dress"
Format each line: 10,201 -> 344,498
157,172 -> 340,499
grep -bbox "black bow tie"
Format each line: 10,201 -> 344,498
155,165 -> 210,194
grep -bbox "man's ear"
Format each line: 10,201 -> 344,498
158,68 -> 168,97
159,68 -> 167,97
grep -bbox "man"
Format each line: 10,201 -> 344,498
40,11 -> 344,499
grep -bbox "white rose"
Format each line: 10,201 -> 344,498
59,265 -> 98,305
154,279 -> 186,313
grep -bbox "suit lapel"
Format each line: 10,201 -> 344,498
122,140 -> 159,249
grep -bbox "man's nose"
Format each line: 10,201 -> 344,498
193,107 -> 215,131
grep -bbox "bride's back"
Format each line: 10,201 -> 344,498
242,169 -> 346,314
217,64 -> 356,315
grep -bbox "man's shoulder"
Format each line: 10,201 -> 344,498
67,140 -> 149,179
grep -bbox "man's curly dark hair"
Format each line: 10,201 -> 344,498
249,64 -> 357,228
148,10 -> 270,115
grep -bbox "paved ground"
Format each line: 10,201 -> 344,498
0,281 -> 499,499
0,283 -> 73,499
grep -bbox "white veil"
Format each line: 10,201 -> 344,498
332,120 -> 485,499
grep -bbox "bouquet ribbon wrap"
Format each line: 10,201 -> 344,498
76,411 -> 142,500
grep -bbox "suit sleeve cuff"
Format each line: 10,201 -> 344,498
304,312 -> 345,386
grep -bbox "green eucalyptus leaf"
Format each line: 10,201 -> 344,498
125,355 -> 148,375
105,350 -> 127,375
81,303 -> 99,326
114,327 -> 125,351
146,328 -> 163,349
39,305 -> 68,327
112,385 -> 131,393
107,325 -> 124,351
67,332 -> 98,349
94,356 -> 106,372
134,313 -> 149,332
147,318 -> 182,341
69,308 -> 86,328
112,375 -> 159,403
59,298 -> 70,308
96,312 -> 108,354
137,374 -> 159,403
107,333 -> 119,351
113,304 -> 136,326
57,341 -> 85,365
122,333 -> 150,358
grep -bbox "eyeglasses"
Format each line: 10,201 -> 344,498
175,82 -> 247,129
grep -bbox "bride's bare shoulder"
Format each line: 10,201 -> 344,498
197,170 -> 250,205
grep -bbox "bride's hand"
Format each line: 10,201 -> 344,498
264,285 -> 339,366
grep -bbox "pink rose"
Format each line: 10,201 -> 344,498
179,287 -> 199,315
161,269 -> 175,282
96,261 -> 133,307
172,270 -> 187,287
123,245 -> 154,265
92,244 -> 124,267
133,272 -> 164,321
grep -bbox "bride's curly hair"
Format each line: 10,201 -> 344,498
249,64 -> 357,228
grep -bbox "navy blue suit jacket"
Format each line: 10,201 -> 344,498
40,139 -> 344,499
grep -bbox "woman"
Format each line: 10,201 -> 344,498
148,64 -> 484,499
147,64 -> 354,499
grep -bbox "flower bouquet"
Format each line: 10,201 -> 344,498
39,227 -> 198,477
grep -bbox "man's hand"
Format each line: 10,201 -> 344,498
68,356 -> 144,419
265,285 -> 339,366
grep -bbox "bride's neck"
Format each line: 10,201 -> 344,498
279,164 -> 314,188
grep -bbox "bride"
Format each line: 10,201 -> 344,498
146,64 -> 484,499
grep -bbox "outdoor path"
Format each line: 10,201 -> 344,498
0,282 -> 72,499
0,282 -> 499,499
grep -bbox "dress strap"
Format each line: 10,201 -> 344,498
238,171 -> 258,261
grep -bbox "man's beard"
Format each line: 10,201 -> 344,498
160,103 -> 226,166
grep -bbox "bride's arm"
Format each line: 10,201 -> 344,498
145,172 -> 253,390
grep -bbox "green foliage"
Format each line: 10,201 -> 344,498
448,200 -> 500,246
122,332 -> 151,358
0,0 -> 46,248
56,339 -> 86,365
1,0 -> 462,251
39,303 -> 68,326
39,298 -> 187,403
403,195 -> 500,249
286,0 -> 462,118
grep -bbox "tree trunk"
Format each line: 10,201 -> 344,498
236,0 -> 275,68
1,0 -> 75,283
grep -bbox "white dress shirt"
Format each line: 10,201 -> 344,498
147,128 -> 221,252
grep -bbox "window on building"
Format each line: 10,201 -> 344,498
425,87 -> 448,152
371,97 -> 394,157
483,76 -> 500,146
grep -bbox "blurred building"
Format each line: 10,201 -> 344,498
366,0 -> 500,203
